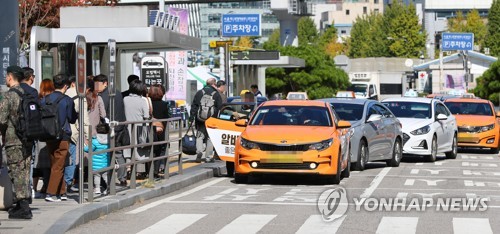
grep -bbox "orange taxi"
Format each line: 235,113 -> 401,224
233,100 -> 351,184
444,98 -> 500,153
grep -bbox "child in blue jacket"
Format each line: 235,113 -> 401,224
84,123 -> 110,195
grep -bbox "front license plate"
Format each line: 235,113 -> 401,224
458,133 -> 479,143
261,151 -> 303,163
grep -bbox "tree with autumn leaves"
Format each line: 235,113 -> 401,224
19,0 -> 117,51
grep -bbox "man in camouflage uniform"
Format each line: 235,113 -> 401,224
0,66 -> 33,219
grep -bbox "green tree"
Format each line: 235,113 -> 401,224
348,13 -> 388,58
386,4 -> 426,57
474,60 -> 500,105
297,17 -> 318,46
466,10 -> 487,50
263,28 -> 280,50
266,44 -> 349,99
486,0 -> 500,56
447,11 -> 467,32
233,36 -> 254,51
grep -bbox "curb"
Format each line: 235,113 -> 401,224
46,162 -> 226,234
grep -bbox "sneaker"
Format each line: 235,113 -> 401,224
68,184 -> 79,192
45,195 -> 61,202
60,194 -> 68,201
94,188 -> 101,195
119,180 -> 128,187
35,192 -> 46,199
195,152 -> 203,163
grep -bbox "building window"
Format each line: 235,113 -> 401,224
374,8 -> 379,13
346,9 -> 350,15
208,14 -> 221,23
363,7 -> 367,14
208,29 -> 219,37
374,0 -> 379,3
341,30 -> 347,34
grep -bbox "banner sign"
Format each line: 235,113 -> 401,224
76,35 -> 86,96
165,7 -> 189,100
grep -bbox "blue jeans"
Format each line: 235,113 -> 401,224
64,143 -> 77,186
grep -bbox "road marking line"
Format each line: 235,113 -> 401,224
137,214 -> 206,234
126,178 -> 227,214
216,214 -> 276,234
296,215 -> 346,234
453,218 -> 493,234
396,192 -> 408,198
376,217 -> 418,234
415,163 -> 424,166
360,167 -> 391,198
160,200 -> 500,208
404,179 -> 415,186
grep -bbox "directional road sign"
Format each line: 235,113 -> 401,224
222,14 -> 261,37
441,32 -> 474,51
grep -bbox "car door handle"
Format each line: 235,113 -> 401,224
206,124 -> 218,129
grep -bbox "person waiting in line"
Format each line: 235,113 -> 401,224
149,84 -> 171,177
93,74 -> 129,187
124,80 -> 151,179
121,74 -> 140,98
84,120 -> 110,195
42,74 -> 78,202
33,79 -> 55,199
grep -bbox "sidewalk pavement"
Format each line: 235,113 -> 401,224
0,160 -> 227,234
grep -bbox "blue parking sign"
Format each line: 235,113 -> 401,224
222,14 -> 261,37
441,33 -> 474,51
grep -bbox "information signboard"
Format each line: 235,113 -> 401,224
222,14 -> 261,37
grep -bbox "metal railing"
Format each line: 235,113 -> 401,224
83,117 -> 183,202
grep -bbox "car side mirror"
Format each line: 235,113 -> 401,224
496,111 -> 500,117
337,120 -> 351,129
235,119 -> 248,127
367,114 -> 382,123
437,114 -> 448,121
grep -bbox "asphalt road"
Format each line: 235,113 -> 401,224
68,149 -> 500,234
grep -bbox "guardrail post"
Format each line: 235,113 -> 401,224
87,124 -> 94,202
178,118 -> 183,175
164,120 -> 170,180
109,126 -> 117,196
130,123 -> 137,189
148,122 -> 155,182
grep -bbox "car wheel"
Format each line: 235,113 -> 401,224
446,134 -> 458,159
327,150 -> 342,184
341,145 -> 351,178
387,139 -> 402,167
354,139 -> 368,171
234,173 -> 248,184
226,161 -> 235,177
427,136 -> 437,162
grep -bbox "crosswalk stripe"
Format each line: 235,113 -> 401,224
453,218 -> 493,234
137,214 -> 207,234
216,214 -> 276,234
376,217 -> 418,234
296,215 -> 346,234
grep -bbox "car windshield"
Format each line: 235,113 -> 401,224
218,104 -> 256,121
330,103 -> 364,121
250,106 -> 332,126
348,84 -> 367,95
444,102 -> 493,116
383,102 -> 432,119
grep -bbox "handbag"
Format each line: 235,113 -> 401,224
182,122 -> 197,155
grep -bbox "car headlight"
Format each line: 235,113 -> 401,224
240,138 -> 260,150
480,124 -> 495,133
410,125 -> 431,135
309,138 -> 333,151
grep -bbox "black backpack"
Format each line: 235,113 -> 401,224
38,94 -> 67,142
9,88 -> 45,142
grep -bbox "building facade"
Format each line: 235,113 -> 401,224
318,0 -> 384,39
